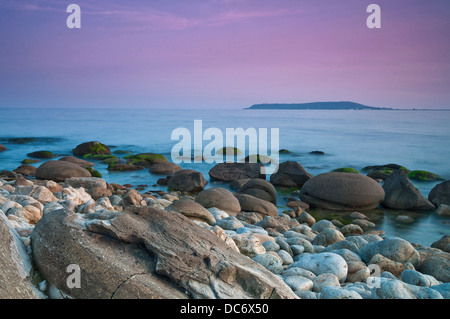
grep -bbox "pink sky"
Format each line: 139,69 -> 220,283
1,0 -> 449,109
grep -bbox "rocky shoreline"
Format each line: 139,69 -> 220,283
0,141 -> 449,299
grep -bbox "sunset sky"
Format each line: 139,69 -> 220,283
1,0 -> 449,109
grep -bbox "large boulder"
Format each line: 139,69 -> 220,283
299,172 -> 385,211
428,180 -> 450,207
0,144 -> 7,152
234,194 -> 278,217
73,141 -> 111,157
167,199 -> 216,225
269,161 -> 312,188
35,161 -> 91,182
382,170 -> 435,211
209,163 -> 265,182
58,156 -> 95,168
30,207 -> 298,299
239,179 -> 277,204
195,188 -> 241,215
167,169 -> 207,193
0,210 -> 43,299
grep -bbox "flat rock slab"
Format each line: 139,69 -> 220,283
31,207 -> 297,299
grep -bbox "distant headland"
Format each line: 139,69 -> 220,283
245,101 -> 394,110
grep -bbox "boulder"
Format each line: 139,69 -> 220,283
382,170 -> 435,211
428,180 -> 450,206
209,163 -> 265,182
149,162 -> 182,175
35,161 -> 91,182
299,172 -> 385,211
26,151 -> 57,159
121,189 -> 144,207
358,237 -> 420,266
13,165 -> 37,176
0,144 -> 6,152
0,211 -> 43,298
125,153 -> 167,167
239,179 -> 277,204
73,141 -> 111,157
289,252 -> 348,282
372,280 -> 443,299
31,207 -> 297,299
58,156 -> 95,168
167,199 -> 216,225
436,204 -> 450,217
234,194 -> 278,217
195,188 -> 241,215
167,169 -> 207,193
417,254 -> 450,283
252,253 -> 284,275
431,235 -> 450,251
269,161 -> 311,188
284,276 -> 314,292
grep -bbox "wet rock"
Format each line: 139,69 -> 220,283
149,162 -> 182,175
428,180 -> 450,206
209,163 -> 265,182
382,170 -> 435,211
58,156 -> 95,167
13,165 -> 37,177
300,172 -> 385,211
167,169 -> 207,193
269,161 -> 312,188
36,161 -> 91,182
73,141 -> 111,157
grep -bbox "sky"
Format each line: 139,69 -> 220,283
0,0 -> 449,109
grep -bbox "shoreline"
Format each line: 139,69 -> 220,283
1,144 -> 449,299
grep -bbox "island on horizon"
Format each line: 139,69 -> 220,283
245,101 -> 394,110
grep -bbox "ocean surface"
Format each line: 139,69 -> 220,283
0,107 -> 449,246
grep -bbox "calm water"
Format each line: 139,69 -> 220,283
0,107 -> 449,246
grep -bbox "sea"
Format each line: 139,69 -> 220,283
0,107 -> 449,246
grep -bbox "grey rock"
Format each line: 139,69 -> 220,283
284,276 -> 314,292
290,252 -> 348,282
372,280 -> 443,299
382,170 -> 435,211
358,237 -> 420,266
